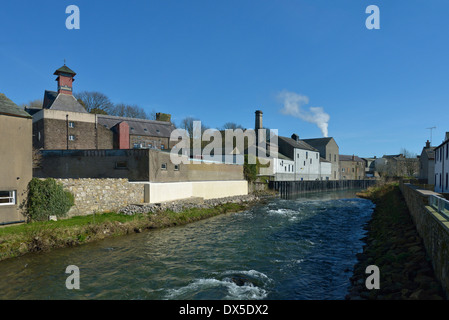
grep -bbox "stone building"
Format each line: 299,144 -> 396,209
339,155 -> 365,180
0,94 -> 32,225
418,140 -> 435,185
302,137 -> 340,180
26,65 -> 175,151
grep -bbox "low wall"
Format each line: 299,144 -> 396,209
144,180 -> 248,203
399,182 -> 449,297
57,178 -> 145,217
58,178 -> 248,216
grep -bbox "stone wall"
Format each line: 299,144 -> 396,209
399,182 -> 449,297
57,178 -> 145,217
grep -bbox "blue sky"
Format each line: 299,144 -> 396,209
1,0 -> 449,157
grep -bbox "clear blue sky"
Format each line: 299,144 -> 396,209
1,0 -> 449,157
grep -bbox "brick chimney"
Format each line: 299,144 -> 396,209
54,64 -> 76,95
291,133 -> 299,141
255,110 -> 263,131
426,140 -> 430,148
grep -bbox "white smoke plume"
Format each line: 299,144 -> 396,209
278,90 -> 330,137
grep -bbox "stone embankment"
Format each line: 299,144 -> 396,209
346,183 -> 446,300
120,194 -> 260,215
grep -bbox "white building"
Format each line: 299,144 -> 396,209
278,134 -> 321,181
319,158 -> 332,180
435,133 -> 449,193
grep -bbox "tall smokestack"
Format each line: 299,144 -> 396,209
255,110 -> 263,131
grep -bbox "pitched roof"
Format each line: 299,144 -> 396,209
97,114 -> 175,137
302,137 -> 335,148
0,93 -> 31,118
339,154 -> 364,162
46,93 -> 88,113
54,65 -> 76,75
278,135 -> 318,152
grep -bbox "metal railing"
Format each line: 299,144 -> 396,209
429,195 -> 449,219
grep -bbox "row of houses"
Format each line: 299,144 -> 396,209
0,63 -> 369,225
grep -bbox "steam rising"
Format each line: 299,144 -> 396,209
278,90 -> 330,137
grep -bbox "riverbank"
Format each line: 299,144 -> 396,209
346,182 -> 446,300
0,193 -> 269,263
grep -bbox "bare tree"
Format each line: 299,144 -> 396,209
74,91 -> 114,114
20,99 -> 43,110
222,122 -> 244,130
110,103 -> 148,119
400,148 -> 419,178
180,117 -> 209,138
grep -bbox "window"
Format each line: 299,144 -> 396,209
115,161 -> 127,169
148,143 -> 153,148
174,164 -> 179,171
297,154 -> 299,159
329,153 -> 331,161
342,168 -> 345,172
334,155 -> 336,162
68,135 -> 75,141
0,191 -> 16,206
161,144 -> 165,150
316,154 -> 318,159
68,121 -> 75,128
352,168 -> 355,172
446,145 -> 448,159
446,173 -> 448,189
161,163 -> 167,170
304,161 -> 306,166
310,159 -> 312,164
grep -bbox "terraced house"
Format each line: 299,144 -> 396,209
0,94 -> 32,225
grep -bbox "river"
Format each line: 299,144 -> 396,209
0,189 -> 374,300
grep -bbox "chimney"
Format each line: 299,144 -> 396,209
291,133 -> 299,141
156,113 -> 171,122
426,140 -> 430,148
445,132 -> 449,142
255,110 -> 263,131
54,64 -> 76,95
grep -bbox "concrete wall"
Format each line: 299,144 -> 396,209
57,178 -> 145,217
35,149 -> 150,181
144,180 -> 248,203
0,115 -> 32,224
399,182 -> 449,297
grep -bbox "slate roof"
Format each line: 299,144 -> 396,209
54,65 -> 76,75
422,147 -> 435,160
339,154 -> 364,162
44,92 -> 88,113
0,93 -> 31,118
278,135 -> 318,152
302,137 -> 336,148
97,114 -> 175,137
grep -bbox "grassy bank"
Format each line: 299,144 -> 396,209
0,201 -> 252,262
347,182 -> 446,300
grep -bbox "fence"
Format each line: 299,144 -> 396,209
269,179 -> 377,197
429,195 -> 449,220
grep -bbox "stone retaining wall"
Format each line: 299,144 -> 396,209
399,182 -> 449,297
57,178 -> 145,217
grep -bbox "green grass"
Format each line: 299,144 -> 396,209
0,201 -> 250,262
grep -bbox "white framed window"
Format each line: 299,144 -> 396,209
161,163 -> 167,170
0,191 -> 16,206
68,135 -> 76,141
68,121 -> 75,128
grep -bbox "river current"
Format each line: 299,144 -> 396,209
0,189 -> 374,300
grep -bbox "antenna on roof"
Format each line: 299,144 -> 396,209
426,126 -> 436,144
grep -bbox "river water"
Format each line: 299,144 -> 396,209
0,189 -> 374,300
